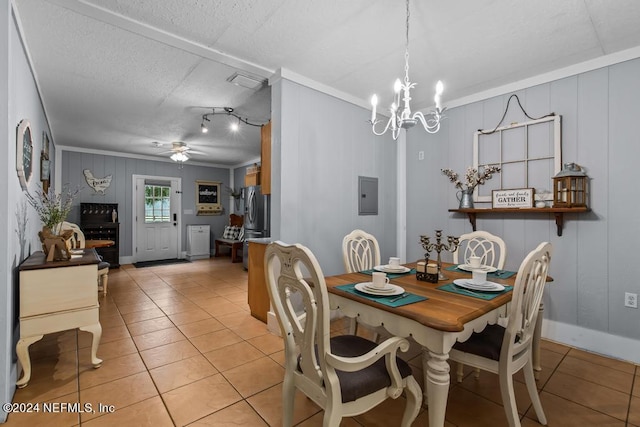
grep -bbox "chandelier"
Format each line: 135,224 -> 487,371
370,0 -> 445,140
200,107 -> 265,133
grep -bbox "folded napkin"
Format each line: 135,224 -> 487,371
437,283 -> 513,300
336,283 -> 427,307
359,268 -> 416,279
445,265 -> 516,279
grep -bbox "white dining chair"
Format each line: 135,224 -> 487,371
342,229 -> 384,338
453,230 -> 506,269
61,221 -> 110,295
453,230 -> 507,379
449,242 -> 553,427
265,241 -> 422,427
342,229 -> 381,273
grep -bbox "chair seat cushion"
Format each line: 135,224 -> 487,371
216,238 -> 242,245
98,261 -> 110,270
452,323 -> 507,361
300,335 -> 413,403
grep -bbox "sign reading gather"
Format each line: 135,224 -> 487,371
492,188 -> 533,209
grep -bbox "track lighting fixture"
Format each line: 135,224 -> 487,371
199,107 -> 265,133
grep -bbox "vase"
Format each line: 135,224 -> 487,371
457,189 -> 474,209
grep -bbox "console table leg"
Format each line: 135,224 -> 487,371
16,335 -> 44,388
79,323 -> 103,368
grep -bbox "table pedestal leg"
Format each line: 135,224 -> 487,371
79,323 -> 103,368
16,335 -> 44,388
533,302 -> 544,380
424,349 -> 450,427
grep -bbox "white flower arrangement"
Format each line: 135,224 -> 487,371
441,165 -> 501,191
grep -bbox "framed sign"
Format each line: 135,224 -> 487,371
41,131 -> 51,192
492,188 -> 534,209
16,119 -> 33,191
195,180 -> 222,215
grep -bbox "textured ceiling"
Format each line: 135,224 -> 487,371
14,0 -> 640,166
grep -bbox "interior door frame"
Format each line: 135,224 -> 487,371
131,174 -> 182,262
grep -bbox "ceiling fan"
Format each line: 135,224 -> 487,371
158,141 -> 205,164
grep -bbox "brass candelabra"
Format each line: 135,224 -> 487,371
420,230 -> 460,280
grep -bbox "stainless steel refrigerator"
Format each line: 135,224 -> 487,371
243,185 -> 270,269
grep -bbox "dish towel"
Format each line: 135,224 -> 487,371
445,265 -> 516,279
437,283 -> 513,300
335,283 -> 427,307
359,268 -> 417,280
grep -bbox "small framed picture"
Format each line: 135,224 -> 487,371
492,188 -> 534,209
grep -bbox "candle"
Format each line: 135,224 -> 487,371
416,261 -> 426,273
427,263 -> 438,274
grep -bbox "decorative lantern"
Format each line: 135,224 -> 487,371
552,163 -> 588,208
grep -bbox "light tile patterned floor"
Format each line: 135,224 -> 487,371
5,257 -> 639,426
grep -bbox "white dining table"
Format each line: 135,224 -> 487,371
325,265 -> 517,427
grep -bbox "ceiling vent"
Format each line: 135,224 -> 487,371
226,72 -> 267,90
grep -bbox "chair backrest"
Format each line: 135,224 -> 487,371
60,221 -> 86,249
230,213 -> 244,227
342,229 -> 381,273
453,230 -> 506,269
502,242 -> 552,362
265,241 -> 332,392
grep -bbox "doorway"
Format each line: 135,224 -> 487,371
132,175 -> 182,262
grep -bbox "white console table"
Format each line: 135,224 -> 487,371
17,250 -> 103,387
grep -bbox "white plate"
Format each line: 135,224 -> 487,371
355,282 -> 405,296
453,279 -> 505,292
363,284 -> 396,293
373,265 -> 410,273
457,264 -> 497,273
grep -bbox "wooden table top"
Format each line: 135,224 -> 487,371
325,263 -> 518,333
19,249 -> 100,270
85,239 -> 115,248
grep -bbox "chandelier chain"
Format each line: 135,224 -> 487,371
404,0 -> 410,84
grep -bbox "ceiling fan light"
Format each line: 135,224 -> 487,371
201,122 -> 208,133
170,152 -> 189,162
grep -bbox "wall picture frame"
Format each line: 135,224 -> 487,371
16,119 -> 33,191
195,180 -> 223,215
41,131 -> 51,192
492,188 -> 534,209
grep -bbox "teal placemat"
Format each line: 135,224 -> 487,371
445,265 -> 516,279
437,283 -> 513,300
360,268 -> 416,279
336,283 -> 427,307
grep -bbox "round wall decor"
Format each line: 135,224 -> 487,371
16,119 -> 33,191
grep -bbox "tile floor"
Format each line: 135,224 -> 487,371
5,257 -> 639,426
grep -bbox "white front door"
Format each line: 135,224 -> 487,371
134,176 -> 180,262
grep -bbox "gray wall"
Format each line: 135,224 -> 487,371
61,151 -> 232,256
2,3 -> 55,420
271,77 -> 398,276
406,58 -> 640,343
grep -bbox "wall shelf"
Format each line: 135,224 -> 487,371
448,207 -> 590,236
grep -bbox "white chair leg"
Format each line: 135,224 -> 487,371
400,376 -> 423,427
282,374 -> 295,427
474,367 -> 481,379
499,371 -> 520,427
456,362 -> 464,382
524,360 -> 547,425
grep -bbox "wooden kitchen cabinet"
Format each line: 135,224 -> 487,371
248,241 -> 270,323
17,250 -> 103,387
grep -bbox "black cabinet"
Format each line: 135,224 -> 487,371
81,203 -> 120,268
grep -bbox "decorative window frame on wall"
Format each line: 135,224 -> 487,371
473,115 -> 562,203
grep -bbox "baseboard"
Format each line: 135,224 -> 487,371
542,318 -> 640,364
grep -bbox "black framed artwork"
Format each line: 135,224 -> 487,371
41,131 -> 51,192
